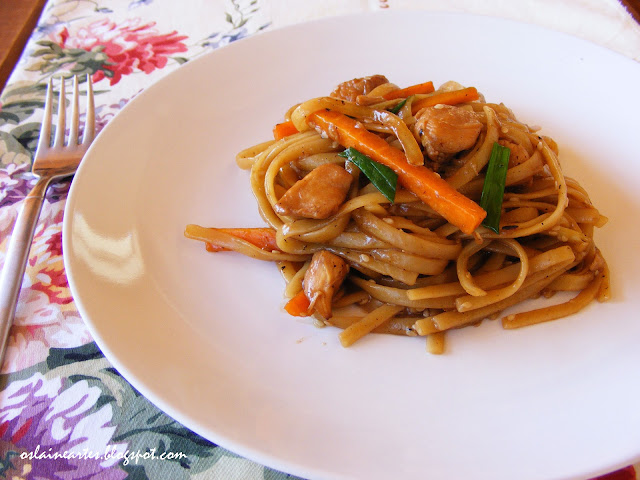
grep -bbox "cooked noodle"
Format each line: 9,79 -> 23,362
185,75 -> 609,354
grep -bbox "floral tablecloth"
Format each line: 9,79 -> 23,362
0,0 -> 639,479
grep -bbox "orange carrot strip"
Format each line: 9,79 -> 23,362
410,87 -> 479,114
382,81 -> 435,100
284,290 -> 312,317
197,227 -> 280,252
307,109 -> 486,234
206,243 -> 226,252
273,121 -> 298,140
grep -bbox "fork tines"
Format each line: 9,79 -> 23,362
38,75 -> 95,153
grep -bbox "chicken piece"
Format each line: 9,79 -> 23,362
413,105 -> 483,162
303,250 -> 350,319
499,139 -> 529,167
274,163 -> 352,219
330,75 -> 389,102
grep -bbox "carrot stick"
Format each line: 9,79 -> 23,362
307,109 -> 486,234
185,226 -> 281,252
273,120 -> 298,140
205,243 -> 225,252
284,290 -> 312,316
382,81 -> 435,100
410,87 -> 479,114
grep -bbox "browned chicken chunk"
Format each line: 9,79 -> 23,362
330,75 -> 389,102
499,139 -> 529,167
413,105 -> 483,162
303,250 -> 349,319
274,163 -> 352,219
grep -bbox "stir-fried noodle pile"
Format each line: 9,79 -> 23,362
186,75 -> 609,353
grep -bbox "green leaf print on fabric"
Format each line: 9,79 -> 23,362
111,392 -> 219,477
0,131 -> 31,167
0,82 -> 48,127
0,82 -> 48,166
8,122 -> 41,156
28,40 -> 112,78
47,342 -> 106,368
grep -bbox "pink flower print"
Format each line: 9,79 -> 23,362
52,18 -> 188,85
45,228 -> 63,257
0,200 -> 93,374
31,266 -> 72,305
4,301 -> 92,374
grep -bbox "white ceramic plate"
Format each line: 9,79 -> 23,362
63,11 -> 640,480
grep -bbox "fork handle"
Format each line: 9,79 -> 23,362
0,176 -> 52,365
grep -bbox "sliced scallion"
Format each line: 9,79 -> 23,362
339,147 -> 398,203
480,142 -> 510,233
388,98 -> 407,115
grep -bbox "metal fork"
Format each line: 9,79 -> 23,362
0,75 -> 95,364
